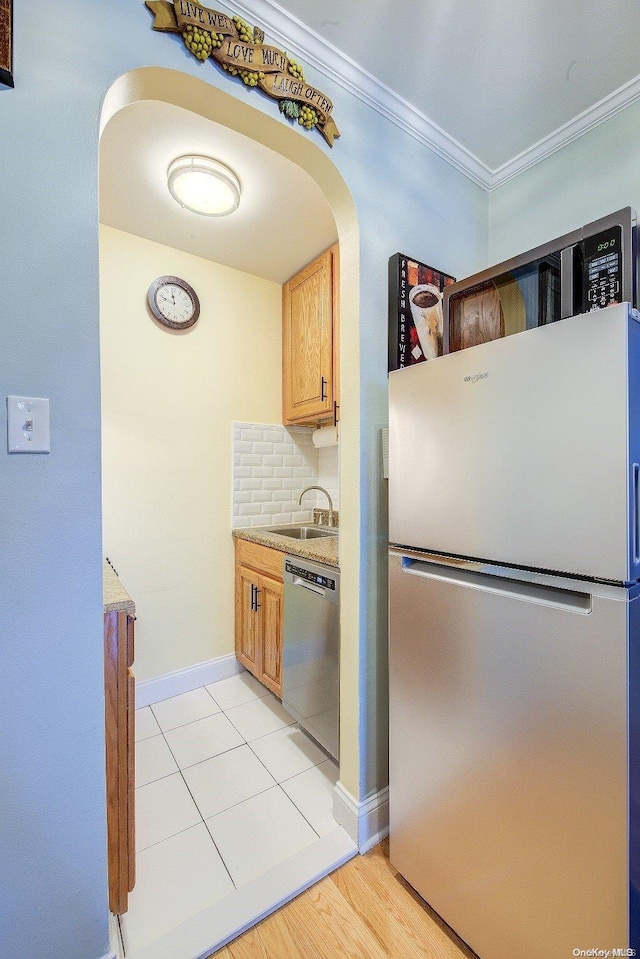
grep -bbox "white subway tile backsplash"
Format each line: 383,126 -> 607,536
270,512 -> 293,524
250,514 -> 272,526
232,423 -> 339,528
238,503 -> 263,515
250,491 -> 273,503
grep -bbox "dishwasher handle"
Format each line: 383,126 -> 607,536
292,576 -> 326,596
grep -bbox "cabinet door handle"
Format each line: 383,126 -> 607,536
321,376 -> 327,401
333,401 -> 340,426
254,586 -> 261,611
250,583 -> 255,611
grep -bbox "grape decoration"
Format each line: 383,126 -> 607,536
241,70 -> 266,87
288,58 -> 304,81
232,15 -> 253,43
298,105 -> 319,130
182,25 -> 214,60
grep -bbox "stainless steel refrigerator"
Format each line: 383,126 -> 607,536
388,302 -> 640,958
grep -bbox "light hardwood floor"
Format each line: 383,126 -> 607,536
212,839 -> 477,959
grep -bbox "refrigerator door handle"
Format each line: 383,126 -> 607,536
634,462 -> 640,565
400,556 -> 592,613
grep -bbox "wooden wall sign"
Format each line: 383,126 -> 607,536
0,0 -> 13,88
145,1 -> 340,146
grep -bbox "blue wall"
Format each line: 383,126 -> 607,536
490,99 -> 640,261
0,1 -> 488,956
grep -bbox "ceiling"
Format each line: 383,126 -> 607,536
99,100 -> 338,283
101,0 -> 640,274
234,0 -> 640,183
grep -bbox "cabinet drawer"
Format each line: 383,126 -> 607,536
235,539 -> 284,580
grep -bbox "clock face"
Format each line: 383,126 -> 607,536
148,276 -> 200,330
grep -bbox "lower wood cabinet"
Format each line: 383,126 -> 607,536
235,539 -> 284,698
104,609 -> 135,915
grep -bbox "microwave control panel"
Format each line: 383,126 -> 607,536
583,225 -> 622,311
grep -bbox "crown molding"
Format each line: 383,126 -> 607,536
220,0 -> 640,194
488,73 -> 640,189
225,0 -> 493,189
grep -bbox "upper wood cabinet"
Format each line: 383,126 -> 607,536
282,244 -> 339,426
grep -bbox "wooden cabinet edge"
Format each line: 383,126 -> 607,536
331,243 -> 340,421
104,611 -> 123,914
104,608 -> 135,915
127,669 -> 136,894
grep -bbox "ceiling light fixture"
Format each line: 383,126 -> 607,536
167,155 -> 241,217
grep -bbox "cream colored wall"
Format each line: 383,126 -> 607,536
99,224 -> 282,681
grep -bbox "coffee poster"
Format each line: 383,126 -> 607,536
388,253 -> 456,371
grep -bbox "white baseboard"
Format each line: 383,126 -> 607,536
107,910 -> 122,959
135,654 -> 243,708
332,781 -> 389,853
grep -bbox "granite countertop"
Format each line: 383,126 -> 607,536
232,525 -> 339,569
103,562 -> 136,614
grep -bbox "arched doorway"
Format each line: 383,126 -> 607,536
99,65 -> 361,956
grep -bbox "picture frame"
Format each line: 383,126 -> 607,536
0,0 -> 13,88
388,253 -> 456,372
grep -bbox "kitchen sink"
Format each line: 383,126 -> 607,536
267,525 -> 338,539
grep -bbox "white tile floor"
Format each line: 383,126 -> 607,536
121,670 -> 342,956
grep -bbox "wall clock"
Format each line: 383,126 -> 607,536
147,275 -> 200,330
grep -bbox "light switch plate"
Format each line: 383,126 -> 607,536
7,396 -> 50,453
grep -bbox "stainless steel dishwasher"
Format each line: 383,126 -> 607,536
282,556 -> 339,761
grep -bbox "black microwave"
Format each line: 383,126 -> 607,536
443,207 -> 639,354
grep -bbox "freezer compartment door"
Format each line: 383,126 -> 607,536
389,550 -> 629,959
389,302 -> 640,582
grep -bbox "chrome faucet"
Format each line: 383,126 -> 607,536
299,485 -> 335,527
